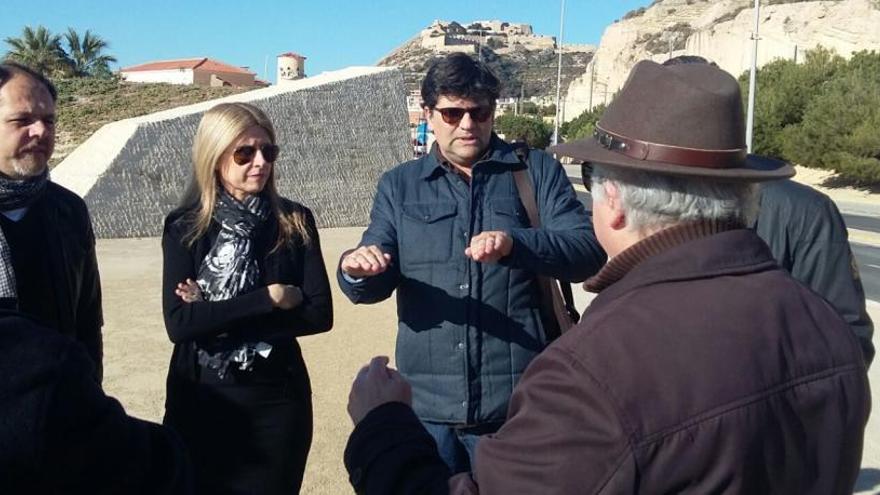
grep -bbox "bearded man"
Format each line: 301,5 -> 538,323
0,62 -> 103,380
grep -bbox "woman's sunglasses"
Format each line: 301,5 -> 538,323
232,143 -> 280,165
433,106 -> 494,125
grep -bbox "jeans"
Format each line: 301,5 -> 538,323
421,420 -> 503,474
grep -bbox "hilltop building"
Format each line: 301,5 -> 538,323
419,19 -> 559,54
120,58 -> 267,88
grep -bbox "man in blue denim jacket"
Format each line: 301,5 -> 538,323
337,53 -> 605,473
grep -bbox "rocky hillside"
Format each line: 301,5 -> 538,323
378,21 -> 594,100
563,0 -> 880,120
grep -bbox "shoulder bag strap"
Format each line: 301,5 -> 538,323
510,146 -> 576,341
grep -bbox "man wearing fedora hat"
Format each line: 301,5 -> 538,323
661,55 -> 874,367
342,60 -> 869,494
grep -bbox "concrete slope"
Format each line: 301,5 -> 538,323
52,66 -> 411,238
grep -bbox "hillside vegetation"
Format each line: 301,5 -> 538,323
52,77 -> 247,165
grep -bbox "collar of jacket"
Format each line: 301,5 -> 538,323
584,219 -> 747,293
418,133 -> 523,180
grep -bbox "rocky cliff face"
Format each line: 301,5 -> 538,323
563,0 -> 880,121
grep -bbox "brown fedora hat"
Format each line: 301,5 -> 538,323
550,60 -> 794,181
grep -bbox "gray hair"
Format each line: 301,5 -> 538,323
590,164 -> 758,233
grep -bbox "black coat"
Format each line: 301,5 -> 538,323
162,199 -> 332,348
161,198 -> 332,494
0,311 -> 190,494
2,182 -> 103,378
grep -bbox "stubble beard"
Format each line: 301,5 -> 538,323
5,154 -> 49,180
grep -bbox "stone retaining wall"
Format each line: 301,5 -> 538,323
53,67 -> 411,238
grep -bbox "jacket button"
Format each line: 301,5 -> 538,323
461,401 -> 467,408
457,342 -> 464,350
459,283 -> 469,290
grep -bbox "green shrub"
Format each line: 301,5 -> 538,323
560,103 -> 606,142
495,114 -> 553,149
741,47 -> 880,185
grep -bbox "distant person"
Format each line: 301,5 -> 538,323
337,52 -> 605,473
161,102 -> 333,494
0,310 -> 191,494
343,60 -> 870,494
662,55 -> 875,365
0,62 -> 104,380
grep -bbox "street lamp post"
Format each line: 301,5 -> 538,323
745,0 -> 761,153
553,0 -> 566,146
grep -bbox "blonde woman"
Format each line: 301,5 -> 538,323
161,102 -> 332,494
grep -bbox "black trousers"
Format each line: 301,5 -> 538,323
164,349 -> 313,495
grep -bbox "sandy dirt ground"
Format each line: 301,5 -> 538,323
793,165 -> 880,205
98,168 -> 880,493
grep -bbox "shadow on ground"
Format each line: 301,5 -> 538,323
821,175 -> 880,194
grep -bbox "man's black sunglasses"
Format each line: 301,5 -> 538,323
580,162 -> 594,192
432,106 -> 494,125
233,144 -> 280,165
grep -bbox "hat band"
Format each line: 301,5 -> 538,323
594,127 -> 747,169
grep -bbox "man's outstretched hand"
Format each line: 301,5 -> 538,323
341,245 -> 393,278
348,356 -> 412,425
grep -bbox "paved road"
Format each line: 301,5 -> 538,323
846,214 -> 880,234
853,243 -> 880,303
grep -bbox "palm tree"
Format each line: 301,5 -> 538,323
64,28 -> 117,77
3,25 -> 69,76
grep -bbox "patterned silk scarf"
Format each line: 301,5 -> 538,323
0,168 -> 50,302
197,189 -> 270,300
195,189 -> 272,378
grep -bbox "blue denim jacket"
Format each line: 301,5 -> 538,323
338,135 -> 605,424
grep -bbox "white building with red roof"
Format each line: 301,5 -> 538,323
120,57 -> 264,87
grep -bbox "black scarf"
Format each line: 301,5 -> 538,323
0,168 -> 50,301
196,189 -> 270,301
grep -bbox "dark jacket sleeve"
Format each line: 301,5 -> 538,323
756,181 -> 875,366
788,197 -> 874,366
75,211 -> 104,382
337,171 -> 402,304
41,328 -> 192,494
263,207 -> 333,337
161,214 -> 275,343
344,402 -> 451,495
502,150 -> 607,282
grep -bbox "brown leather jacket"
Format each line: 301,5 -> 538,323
346,223 -> 870,494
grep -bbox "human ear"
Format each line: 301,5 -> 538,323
604,182 -> 627,231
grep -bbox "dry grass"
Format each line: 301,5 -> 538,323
52,78 -> 248,166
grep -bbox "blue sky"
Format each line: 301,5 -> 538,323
1,0 -> 649,82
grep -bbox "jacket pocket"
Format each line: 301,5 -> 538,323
401,202 -> 457,265
490,198 -> 530,230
